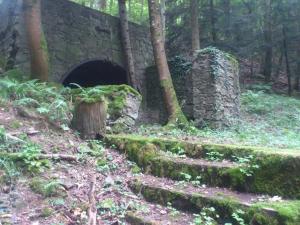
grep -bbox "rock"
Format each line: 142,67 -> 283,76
108,92 -> 142,133
191,47 -> 240,128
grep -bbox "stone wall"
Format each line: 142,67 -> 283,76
143,48 -> 240,127
191,48 -> 240,128
0,0 -> 153,89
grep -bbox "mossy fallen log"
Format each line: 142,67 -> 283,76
0,152 -> 78,162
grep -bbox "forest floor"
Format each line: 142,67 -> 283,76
0,103 -> 195,225
134,88 -> 300,150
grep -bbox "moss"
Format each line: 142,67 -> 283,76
40,207 -> 54,217
130,179 -> 299,224
29,177 -> 66,198
253,200 -> 300,224
106,134 -> 300,198
71,84 -> 141,119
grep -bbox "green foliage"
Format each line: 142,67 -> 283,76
0,76 -> 72,127
21,143 -> 50,173
168,55 -> 192,78
233,155 -> 259,177
193,207 -> 219,225
30,177 -> 64,198
206,151 -> 224,161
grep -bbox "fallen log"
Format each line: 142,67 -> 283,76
0,152 -> 78,162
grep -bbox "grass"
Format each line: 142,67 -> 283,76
135,90 -> 300,149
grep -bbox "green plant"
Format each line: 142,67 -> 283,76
167,202 -> 180,217
0,158 -> 19,184
170,145 -> 186,157
21,143 -> 50,173
206,151 -> 224,161
233,155 -> 259,177
192,207 -> 219,225
232,209 -> 246,225
30,178 -> 65,197
0,77 -> 72,127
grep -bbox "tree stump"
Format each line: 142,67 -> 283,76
72,100 -> 107,139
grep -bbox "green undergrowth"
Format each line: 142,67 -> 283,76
0,126 -> 50,177
106,134 -> 300,198
29,177 -> 65,198
135,90 -> 300,149
0,72 -> 141,128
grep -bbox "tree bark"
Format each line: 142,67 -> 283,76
23,0 -> 49,81
209,0 -> 217,43
160,0 -> 166,44
190,0 -> 200,53
147,0 -> 187,125
223,0 -> 231,37
262,0 -> 273,82
118,0 -> 138,89
72,101 -> 107,139
282,26 -> 292,96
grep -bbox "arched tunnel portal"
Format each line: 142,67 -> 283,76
62,60 -> 128,87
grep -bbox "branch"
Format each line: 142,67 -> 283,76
87,173 -> 97,225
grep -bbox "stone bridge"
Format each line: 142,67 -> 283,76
0,0 -> 240,126
0,0 -> 153,90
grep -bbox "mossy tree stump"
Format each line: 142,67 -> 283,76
72,100 -> 107,139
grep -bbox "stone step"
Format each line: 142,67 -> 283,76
125,204 -> 194,225
106,135 -> 300,198
129,175 -> 300,225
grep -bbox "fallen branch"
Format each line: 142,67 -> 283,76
0,152 -> 78,162
87,173 -> 97,225
5,134 -> 26,143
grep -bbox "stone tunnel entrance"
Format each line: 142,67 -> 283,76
62,60 -> 128,87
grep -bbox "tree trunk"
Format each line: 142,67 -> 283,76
72,101 -> 107,139
160,0 -> 166,44
147,0 -> 187,125
209,0 -> 217,43
118,0 -> 137,89
23,0 -> 49,81
223,0 -> 231,37
190,0 -> 200,53
282,26 -> 292,96
99,0 -> 107,10
140,0 -> 144,19
262,0 -> 273,82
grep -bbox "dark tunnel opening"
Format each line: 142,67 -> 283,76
62,60 -> 128,87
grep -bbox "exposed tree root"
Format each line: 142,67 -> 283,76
87,173 -> 97,225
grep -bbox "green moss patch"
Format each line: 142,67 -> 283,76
29,177 -> 66,198
71,84 -> 141,119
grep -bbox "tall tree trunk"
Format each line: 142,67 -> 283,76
223,0 -> 231,37
98,0 -> 107,10
262,0 -> 273,82
23,0 -> 49,81
140,0 -> 144,19
295,48 -> 300,92
209,0 -> 217,43
147,0 -> 187,125
118,0 -> 137,89
282,26 -> 292,96
160,0 -> 166,44
190,0 -> 200,54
